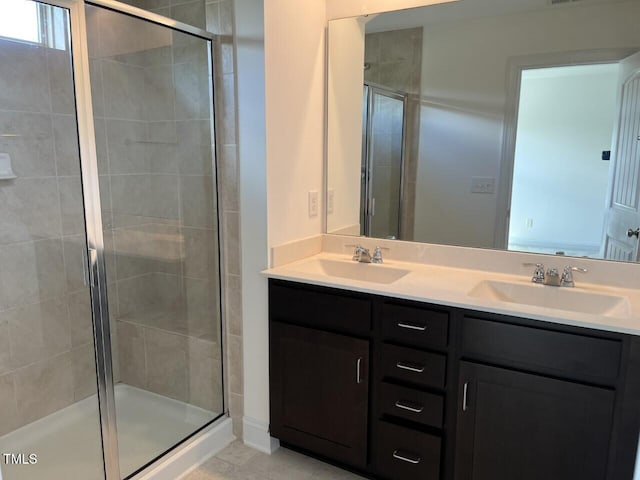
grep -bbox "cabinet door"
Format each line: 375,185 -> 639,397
270,322 -> 369,468
455,362 -> 615,480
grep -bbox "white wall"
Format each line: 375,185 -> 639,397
251,0 -> 453,439
235,0 -> 270,442
509,64 -> 619,254
326,17 -> 365,234
415,102 -> 501,247
413,1 -> 640,248
326,0 -> 458,20
264,0 -> 327,250
234,0 -> 328,449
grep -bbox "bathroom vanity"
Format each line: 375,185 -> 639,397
264,0 -> 640,476
266,250 -> 640,480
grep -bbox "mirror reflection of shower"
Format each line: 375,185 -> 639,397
361,84 -> 406,240
359,26 -> 423,241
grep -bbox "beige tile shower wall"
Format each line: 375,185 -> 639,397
0,0 -> 239,438
364,28 -> 422,95
0,40 -> 98,435
90,14 -> 222,410
207,0 -> 244,439
86,1 -> 239,424
402,95 -> 420,240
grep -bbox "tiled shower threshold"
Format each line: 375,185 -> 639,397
0,384 -> 218,480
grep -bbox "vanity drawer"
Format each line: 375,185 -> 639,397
375,420 -> 441,480
269,282 -> 371,336
381,344 -> 446,389
380,382 -> 444,428
462,317 -> 622,382
382,302 -> 449,349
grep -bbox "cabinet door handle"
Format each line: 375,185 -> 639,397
395,400 -> 424,413
393,450 -> 421,464
397,322 -> 426,331
462,382 -> 469,412
396,361 -> 425,373
356,357 -> 362,384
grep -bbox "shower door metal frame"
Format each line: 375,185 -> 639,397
39,1 -> 222,479
361,83 -> 408,239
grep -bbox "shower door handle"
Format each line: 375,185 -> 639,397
82,248 -> 90,287
86,248 -> 98,288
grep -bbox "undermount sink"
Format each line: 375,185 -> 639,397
468,280 -> 631,318
294,258 -> 410,285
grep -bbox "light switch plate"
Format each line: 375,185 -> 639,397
471,177 -> 496,194
308,191 -> 319,217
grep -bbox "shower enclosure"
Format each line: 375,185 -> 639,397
361,84 -> 407,240
0,1 -> 224,479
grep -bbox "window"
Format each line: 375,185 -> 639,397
0,0 -> 67,50
0,0 -> 40,44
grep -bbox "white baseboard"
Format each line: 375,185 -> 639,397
242,416 -> 280,454
136,416 -> 235,480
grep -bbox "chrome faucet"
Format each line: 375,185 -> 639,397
346,244 -> 389,264
523,263 -> 545,284
523,263 -> 587,287
545,267 -> 561,286
372,246 -> 389,264
349,245 -> 372,263
560,266 -> 588,287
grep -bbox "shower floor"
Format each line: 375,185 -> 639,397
0,384 -> 217,480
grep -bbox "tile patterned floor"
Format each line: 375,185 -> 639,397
185,441 -> 367,480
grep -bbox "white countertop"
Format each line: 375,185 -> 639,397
263,252 -> 640,336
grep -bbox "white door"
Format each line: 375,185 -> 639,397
603,51 -> 640,261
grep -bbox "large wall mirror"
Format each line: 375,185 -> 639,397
326,0 -> 640,262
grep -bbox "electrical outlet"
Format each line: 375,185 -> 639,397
308,191 -> 319,217
526,218 -> 534,228
471,177 -> 496,194
327,189 -> 335,214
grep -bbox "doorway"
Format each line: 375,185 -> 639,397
508,63 -> 619,257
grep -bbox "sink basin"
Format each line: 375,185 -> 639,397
468,280 -> 631,318
293,258 -> 410,285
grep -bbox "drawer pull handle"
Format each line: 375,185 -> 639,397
397,322 -> 426,331
463,382 -> 469,412
395,400 -> 424,413
356,357 -> 362,384
396,361 -> 425,373
393,450 -> 421,465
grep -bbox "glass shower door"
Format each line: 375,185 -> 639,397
362,86 -> 406,239
0,2 -> 104,479
84,4 -> 223,478
0,2 -> 224,479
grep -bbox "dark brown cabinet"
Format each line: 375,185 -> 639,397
269,279 -> 640,480
380,343 -> 447,389
455,361 -> 616,480
269,321 -> 370,468
375,420 -> 442,480
378,382 -> 444,429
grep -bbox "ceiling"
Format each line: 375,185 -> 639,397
363,0 -> 633,32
